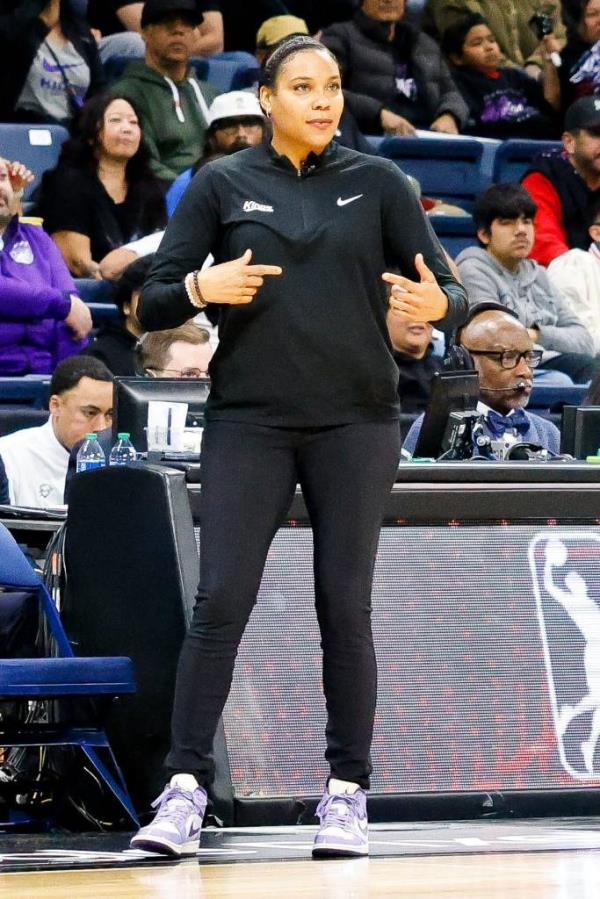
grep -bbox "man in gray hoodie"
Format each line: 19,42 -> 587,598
456,182 -> 597,383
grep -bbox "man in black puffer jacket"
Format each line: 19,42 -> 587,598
321,0 -> 468,136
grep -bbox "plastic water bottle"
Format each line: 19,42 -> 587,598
76,433 -> 106,473
108,432 -> 137,466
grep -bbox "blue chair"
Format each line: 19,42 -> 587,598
0,123 -> 69,200
0,522 -> 138,827
0,376 -> 49,409
492,139 -> 562,183
74,277 -> 115,305
192,52 -> 259,93
430,214 -> 477,258
529,384 -> 589,411
377,135 -> 496,211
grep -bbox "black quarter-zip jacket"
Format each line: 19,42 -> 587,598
140,141 -> 468,427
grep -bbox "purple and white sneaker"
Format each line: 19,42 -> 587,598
312,785 -> 369,858
130,776 -> 207,857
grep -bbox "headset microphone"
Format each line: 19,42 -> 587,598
483,382 -> 529,392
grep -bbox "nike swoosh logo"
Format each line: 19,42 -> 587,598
42,57 -> 82,73
337,194 -> 363,207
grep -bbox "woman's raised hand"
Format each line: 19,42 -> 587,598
382,254 -> 448,322
196,249 -> 283,305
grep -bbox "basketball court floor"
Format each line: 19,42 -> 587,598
4,817 -> 600,897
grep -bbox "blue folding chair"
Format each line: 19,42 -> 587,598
0,522 -> 138,827
0,123 -> 69,200
492,139 -> 562,184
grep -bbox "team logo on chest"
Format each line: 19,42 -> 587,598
243,201 -> 274,213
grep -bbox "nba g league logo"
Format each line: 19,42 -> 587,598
530,533 -> 600,778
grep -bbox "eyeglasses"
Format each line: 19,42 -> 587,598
149,368 -> 209,379
462,348 -> 544,369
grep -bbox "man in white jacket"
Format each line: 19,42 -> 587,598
547,196 -> 600,354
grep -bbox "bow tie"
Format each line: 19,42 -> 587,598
484,407 -> 529,438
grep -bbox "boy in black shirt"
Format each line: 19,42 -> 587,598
442,13 -> 560,140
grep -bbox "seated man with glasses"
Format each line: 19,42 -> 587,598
136,321 -> 213,378
457,183 -> 598,385
402,304 -> 561,459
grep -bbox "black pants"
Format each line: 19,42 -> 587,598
166,419 -> 401,790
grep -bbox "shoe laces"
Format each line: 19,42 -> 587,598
151,786 -> 202,826
316,792 -> 361,828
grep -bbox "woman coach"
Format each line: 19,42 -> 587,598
130,35 -> 468,859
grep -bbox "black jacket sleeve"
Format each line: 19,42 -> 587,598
380,159 -> 468,332
138,166 -> 221,331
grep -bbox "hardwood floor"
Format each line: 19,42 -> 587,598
4,850 -> 600,898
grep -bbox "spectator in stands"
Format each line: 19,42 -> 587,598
441,13 -> 560,139
561,0 -> 600,109
35,91 -> 167,278
423,0 -> 566,76
84,254 -> 153,375
0,0 -> 105,125
114,0 -> 219,182
87,0 -> 223,64
402,304 -> 562,458
0,355 -> 113,507
547,194 -> 600,353
0,157 -> 92,375
166,90 -> 267,215
320,0 -> 469,136
457,183 -> 597,383
135,320 -> 213,377
522,95 -> 600,265
387,311 -> 443,412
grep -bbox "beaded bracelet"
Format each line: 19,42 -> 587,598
184,270 -> 208,310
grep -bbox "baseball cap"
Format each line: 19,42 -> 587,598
564,96 -> 600,132
141,0 -> 203,28
207,91 -> 265,127
256,15 -> 309,49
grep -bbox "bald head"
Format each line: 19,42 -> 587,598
460,309 -> 526,349
459,309 -> 535,414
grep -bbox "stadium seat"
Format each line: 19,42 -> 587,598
0,123 -> 69,200
192,51 -> 259,93
0,521 -> 138,828
377,135 -> 496,211
0,408 -> 48,437
74,278 -> 115,305
0,377 -> 49,409
528,384 -> 589,411
430,214 -> 477,258
492,139 -> 562,184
